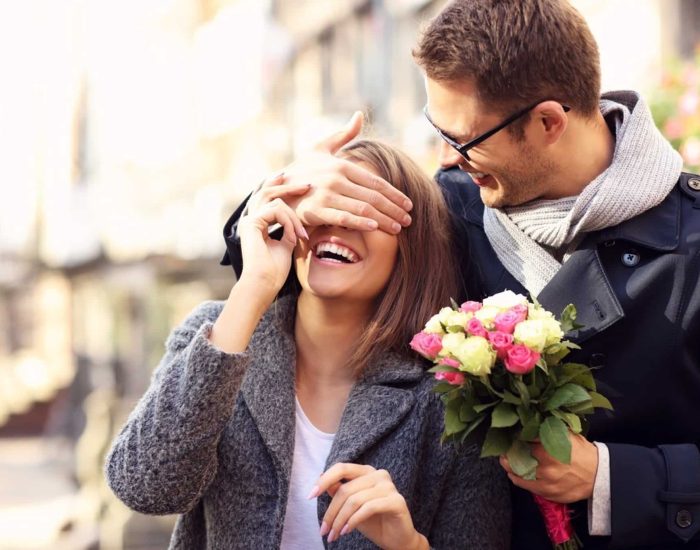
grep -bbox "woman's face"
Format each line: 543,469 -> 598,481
293,163 -> 400,304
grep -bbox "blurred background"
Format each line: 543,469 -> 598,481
0,0 -> 698,548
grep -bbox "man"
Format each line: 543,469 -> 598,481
221,1 -> 700,548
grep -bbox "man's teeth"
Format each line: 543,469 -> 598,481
468,171 -> 488,179
315,242 -> 359,263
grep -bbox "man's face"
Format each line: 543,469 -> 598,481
425,77 -> 555,208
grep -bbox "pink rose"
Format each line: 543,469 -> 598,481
410,331 -> 443,359
466,317 -> 488,338
493,310 -> 520,333
488,331 -> 514,359
504,344 -> 540,374
439,357 -> 461,368
511,304 -> 528,319
435,371 -> 466,386
460,300 -> 483,313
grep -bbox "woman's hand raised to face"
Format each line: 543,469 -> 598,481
309,463 -> 428,550
249,112 -> 413,236
237,173 -> 309,301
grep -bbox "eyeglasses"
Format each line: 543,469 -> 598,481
423,100 -> 571,162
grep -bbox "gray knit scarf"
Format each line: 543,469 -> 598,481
483,90 -> 683,297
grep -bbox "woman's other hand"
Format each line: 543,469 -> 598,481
238,173 -> 309,300
310,463 -> 429,550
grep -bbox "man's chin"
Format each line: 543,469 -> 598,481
479,187 -> 505,209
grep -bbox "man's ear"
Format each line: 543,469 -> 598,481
533,101 -> 569,145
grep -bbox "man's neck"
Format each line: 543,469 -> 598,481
545,111 -> 616,199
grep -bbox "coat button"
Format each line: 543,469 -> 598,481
590,353 -> 606,368
677,509 -> 693,528
621,251 -> 640,267
688,178 -> 700,191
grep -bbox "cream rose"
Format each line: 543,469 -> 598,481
453,336 -> 496,376
482,290 -> 529,311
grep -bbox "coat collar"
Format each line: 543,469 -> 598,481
240,296 -> 426,484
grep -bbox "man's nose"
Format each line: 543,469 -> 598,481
437,140 -> 465,170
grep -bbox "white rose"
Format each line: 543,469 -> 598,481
453,336 -> 496,376
424,313 -> 445,334
439,332 -> 467,357
482,290 -> 529,311
474,306 -> 501,330
541,318 -> 564,347
527,304 -> 555,321
513,319 -> 549,352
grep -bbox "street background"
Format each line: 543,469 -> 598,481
0,0 -> 698,548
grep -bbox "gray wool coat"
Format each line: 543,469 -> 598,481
105,296 -> 511,549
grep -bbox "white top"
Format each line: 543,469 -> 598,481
280,397 -> 336,550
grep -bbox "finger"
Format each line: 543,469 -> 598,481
339,493 -> 406,539
262,171 -> 286,187
321,473 -> 385,537
303,207 -> 381,232
327,193 -> 402,235
327,484 -> 395,542
499,455 -> 513,474
314,111 -> 363,154
258,182 -> 313,205
342,161 -> 413,214
310,463 -> 375,499
256,200 -> 300,246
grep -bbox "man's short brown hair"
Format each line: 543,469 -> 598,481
413,0 -> 601,117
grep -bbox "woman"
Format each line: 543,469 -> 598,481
105,140 -> 510,549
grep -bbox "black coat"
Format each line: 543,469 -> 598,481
221,168 -> 700,549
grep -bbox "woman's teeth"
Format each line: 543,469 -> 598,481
468,171 -> 488,179
314,242 -> 359,263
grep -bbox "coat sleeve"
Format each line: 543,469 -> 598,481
104,301 -> 250,515
220,193 -> 252,278
606,442 -> 700,547
422,391 -> 512,550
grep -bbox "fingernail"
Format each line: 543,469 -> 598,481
319,521 -> 330,537
327,528 -> 337,543
402,214 -> 412,226
391,222 -> 401,233
340,524 -> 349,536
301,227 -> 309,240
307,485 -> 320,499
404,199 -> 413,211
367,220 -> 379,230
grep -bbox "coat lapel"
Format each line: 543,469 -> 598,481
325,354 -> 424,467
537,245 -> 624,343
240,298 -> 297,483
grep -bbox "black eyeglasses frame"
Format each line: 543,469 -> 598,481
423,101 -> 571,161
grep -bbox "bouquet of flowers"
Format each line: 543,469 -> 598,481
410,290 -> 613,550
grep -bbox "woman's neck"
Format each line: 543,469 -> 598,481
294,291 -> 372,385
293,291 -> 372,432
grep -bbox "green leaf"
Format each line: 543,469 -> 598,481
491,403 -> 520,428
481,428 -> 513,457
444,399 -> 466,435
560,303 -> 584,333
545,383 -> 591,411
513,378 -> 531,408
459,394 -> 479,422
502,390 -> 522,405
450,297 -> 461,310
539,416 -> 572,464
589,391 -> 614,410
566,401 -> 594,415
552,410 -> 582,433
459,413 -> 488,443
433,382 -> 454,394
519,412 -> 542,441
544,344 -> 570,366
506,440 -> 539,480
474,401 -> 499,413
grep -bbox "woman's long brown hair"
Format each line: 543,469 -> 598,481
338,140 -> 459,376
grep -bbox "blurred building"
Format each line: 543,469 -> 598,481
0,0 -> 698,548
